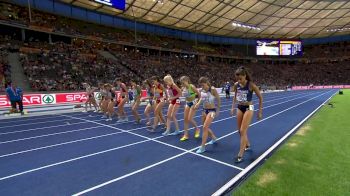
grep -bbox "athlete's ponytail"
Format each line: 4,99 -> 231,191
235,66 -> 253,81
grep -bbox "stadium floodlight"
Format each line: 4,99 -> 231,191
232,21 -> 260,30
153,0 -> 164,4
326,26 -> 350,32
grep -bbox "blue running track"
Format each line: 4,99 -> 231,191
0,89 -> 337,195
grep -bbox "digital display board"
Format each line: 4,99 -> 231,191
256,40 -> 302,56
279,41 -> 302,55
94,0 -> 126,10
256,40 -> 279,56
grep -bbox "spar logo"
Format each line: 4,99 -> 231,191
0,97 -> 10,107
41,94 -> 56,104
95,92 -> 102,100
65,93 -> 87,102
0,95 -> 42,107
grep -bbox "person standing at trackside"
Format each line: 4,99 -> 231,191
231,66 -> 263,163
6,82 -> 24,115
194,77 -> 221,154
225,81 -> 231,99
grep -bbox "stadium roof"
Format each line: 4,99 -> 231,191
61,0 -> 350,39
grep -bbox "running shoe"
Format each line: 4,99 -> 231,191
106,118 -> 112,122
134,119 -> 141,125
194,129 -> 200,139
208,138 -> 217,145
180,135 -> 189,141
148,126 -> 156,132
196,146 -> 206,154
235,156 -> 243,163
171,130 -> 181,136
162,130 -> 171,136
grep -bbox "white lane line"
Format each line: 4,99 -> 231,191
0,139 -> 151,181
64,115 -> 245,171
0,121 -> 89,136
0,91 -> 303,136
0,90 -> 322,182
0,90 -> 317,158
0,126 -> 103,144
0,118 -> 74,128
71,90 -> 332,195
0,131 -> 124,158
113,90 -> 320,133
212,90 -> 337,196
0,91 -> 302,130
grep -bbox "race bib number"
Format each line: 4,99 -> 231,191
237,91 -> 248,102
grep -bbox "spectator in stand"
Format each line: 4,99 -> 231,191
5,82 -> 24,114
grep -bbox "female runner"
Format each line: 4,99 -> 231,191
163,75 -> 181,136
149,76 -> 167,131
231,66 -> 263,163
194,77 -> 221,154
130,80 -> 142,124
115,78 -> 129,122
179,76 -> 201,141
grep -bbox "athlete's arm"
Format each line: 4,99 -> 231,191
152,87 -> 156,101
136,85 -> 142,100
194,94 -> 202,109
161,84 -> 168,100
192,84 -> 201,100
233,84 -> 237,105
212,88 -> 221,116
124,84 -> 130,99
251,82 -> 263,120
172,84 -> 181,100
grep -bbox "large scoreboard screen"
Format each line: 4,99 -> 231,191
94,0 -> 126,10
256,40 -> 302,56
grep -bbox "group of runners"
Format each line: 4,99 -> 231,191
82,67 -> 263,163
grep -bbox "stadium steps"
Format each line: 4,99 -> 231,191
98,50 -> 143,80
8,52 -> 31,91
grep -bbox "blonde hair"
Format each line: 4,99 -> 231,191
163,74 -> 174,85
